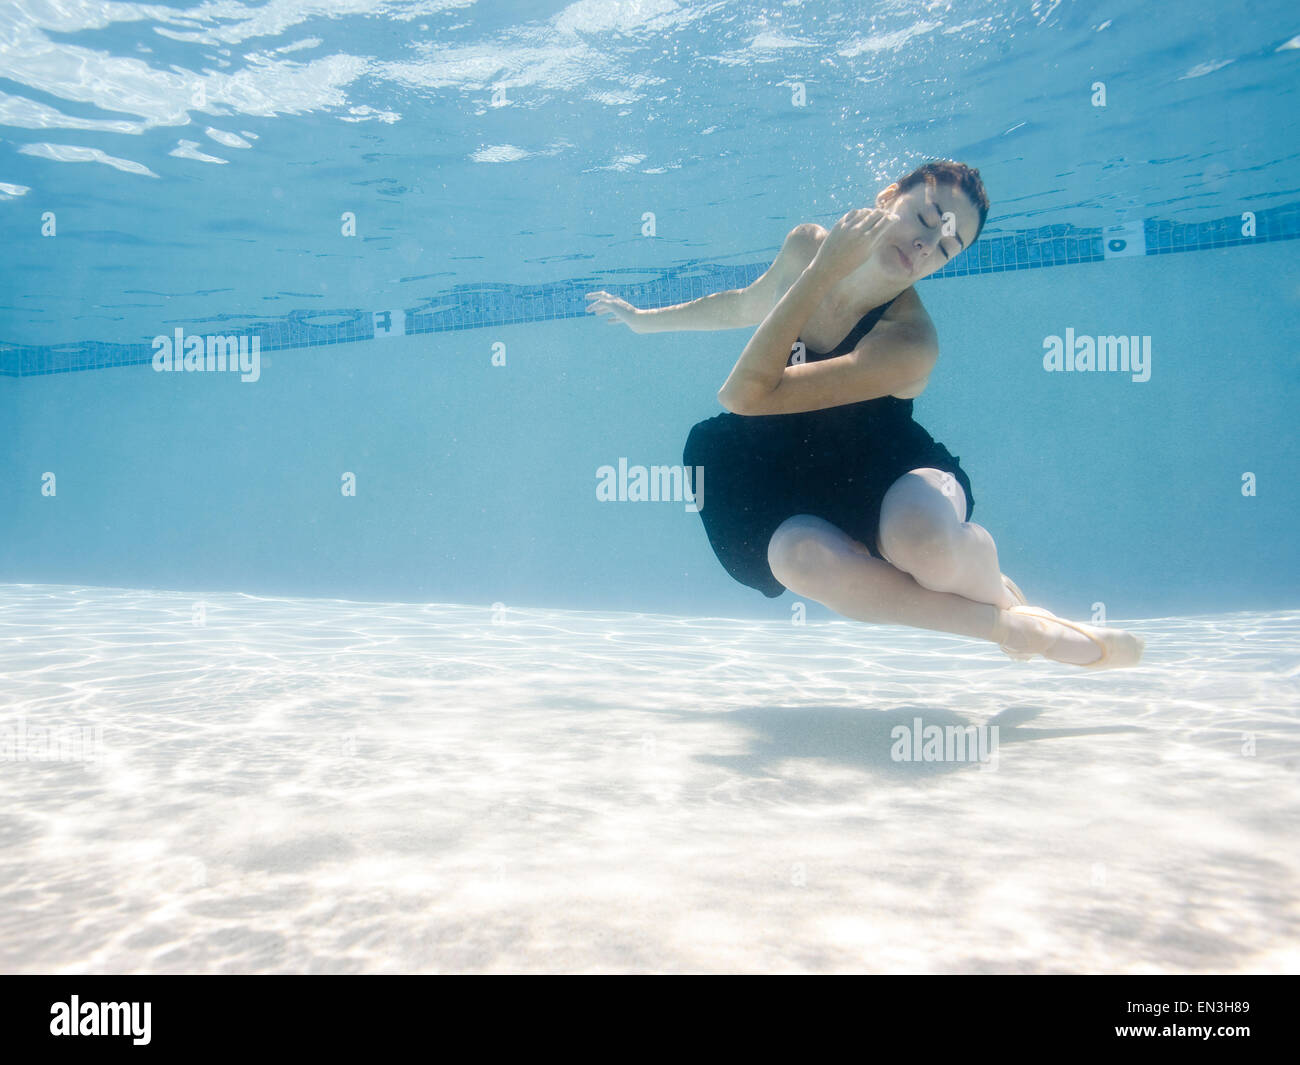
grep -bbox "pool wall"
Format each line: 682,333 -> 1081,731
1,237 -> 1297,617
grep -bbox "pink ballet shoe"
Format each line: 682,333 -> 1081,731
996,605 -> 1145,670
1001,574 -> 1027,607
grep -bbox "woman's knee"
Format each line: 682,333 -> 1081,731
877,476 -> 963,571
767,514 -> 853,585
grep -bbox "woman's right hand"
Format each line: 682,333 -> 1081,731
586,291 -> 649,333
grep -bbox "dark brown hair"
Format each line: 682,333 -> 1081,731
882,159 -> 990,245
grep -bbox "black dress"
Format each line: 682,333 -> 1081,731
682,295 -> 975,598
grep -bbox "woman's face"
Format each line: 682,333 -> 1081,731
874,180 -> 981,280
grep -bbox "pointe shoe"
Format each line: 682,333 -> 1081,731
996,605 -> 1145,670
994,576 -> 1031,659
1001,574 -> 1028,607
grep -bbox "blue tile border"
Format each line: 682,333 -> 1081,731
1,201 -> 1296,379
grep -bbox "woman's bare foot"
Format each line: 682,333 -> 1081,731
992,605 -> 1145,669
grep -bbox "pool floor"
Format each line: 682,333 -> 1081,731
0,585 -> 1296,973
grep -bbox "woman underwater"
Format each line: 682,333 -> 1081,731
586,160 -> 1144,669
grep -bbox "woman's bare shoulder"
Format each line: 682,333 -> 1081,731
882,285 -> 935,331
880,286 -> 938,364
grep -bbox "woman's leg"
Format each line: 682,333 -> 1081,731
767,468 -> 1108,665
874,468 -> 1010,608
878,469 -> 1108,664
765,509 -> 1006,645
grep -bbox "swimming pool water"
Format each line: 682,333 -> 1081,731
1,0 -> 1298,975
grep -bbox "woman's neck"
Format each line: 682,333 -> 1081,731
827,261 -> 907,317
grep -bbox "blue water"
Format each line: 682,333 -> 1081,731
2,0 -> 1298,615
1,1 -> 1299,974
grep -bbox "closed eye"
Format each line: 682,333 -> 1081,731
918,211 -> 954,261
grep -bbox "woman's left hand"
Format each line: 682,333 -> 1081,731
809,206 -> 900,281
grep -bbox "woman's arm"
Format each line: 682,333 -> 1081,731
635,288 -> 750,333
716,252 -> 838,412
721,316 -> 937,415
718,208 -> 935,415
585,224 -> 816,334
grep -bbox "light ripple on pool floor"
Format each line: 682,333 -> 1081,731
0,584 -> 1297,973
